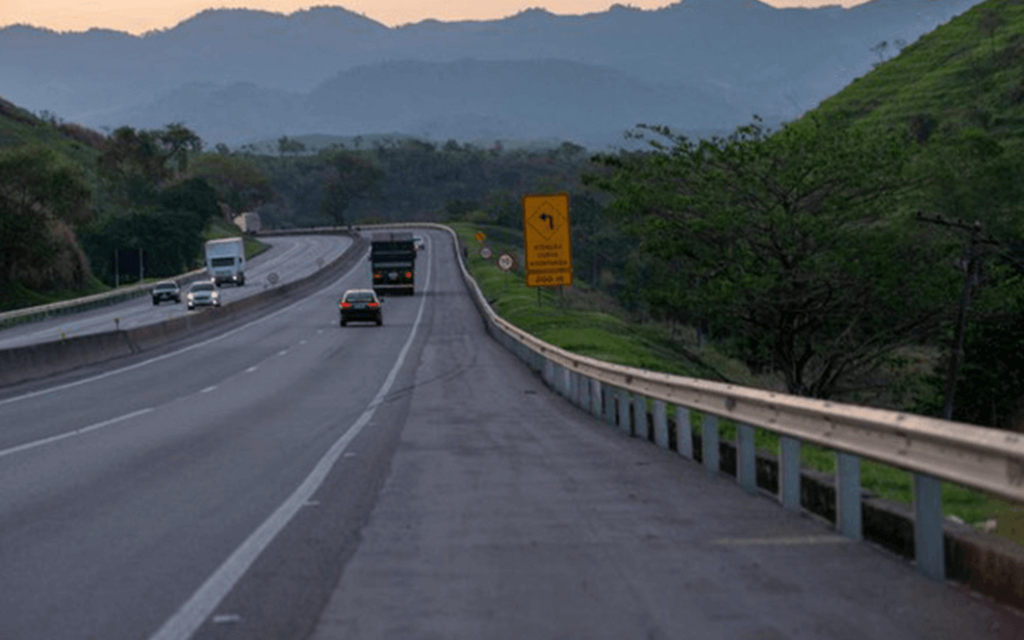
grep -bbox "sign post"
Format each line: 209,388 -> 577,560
522,193 -> 572,288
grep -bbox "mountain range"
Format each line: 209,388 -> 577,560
0,0 -> 986,148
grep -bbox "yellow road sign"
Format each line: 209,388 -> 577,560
522,193 -> 572,287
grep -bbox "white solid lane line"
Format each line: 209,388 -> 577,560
147,237 -> 433,640
0,408 -> 155,459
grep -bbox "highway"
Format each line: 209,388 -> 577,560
0,234 -> 352,350
1,229 -> 1022,640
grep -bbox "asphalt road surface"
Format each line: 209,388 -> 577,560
0,234 -> 352,350
1,229 -> 1022,640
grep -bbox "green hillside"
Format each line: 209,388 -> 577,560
816,0 -> 1024,148
0,97 -> 105,168
0,101 -> 226,312
811,0 -> 1024,431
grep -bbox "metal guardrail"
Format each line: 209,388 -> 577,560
416,222 -> 1024,584
0,269 -> 208,329
0,228 -> 353,329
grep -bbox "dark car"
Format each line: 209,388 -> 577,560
339,289 -> 383,326
151,280 -> 181,305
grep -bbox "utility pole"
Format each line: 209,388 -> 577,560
916,213 -> 994,420
944,221 -> 981,421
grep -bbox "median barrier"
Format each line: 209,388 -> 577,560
0,231 -> 367,388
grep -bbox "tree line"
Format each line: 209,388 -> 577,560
583,113 -> 1024,429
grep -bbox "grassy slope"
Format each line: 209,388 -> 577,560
0,99 -> 112,311
814,0 -> 1024,146
0,97 -> 104,169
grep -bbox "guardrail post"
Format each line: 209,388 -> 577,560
617,389 -> 632,435
543,360 -> 555,388
737,423 -> 756,494
560,366 -> 570,398
653,400 -> 668,449
780,435 -> 801,511
636,395 -> 650,440
579,373 -> 589,410
590,379 -> 603,418
702,413 -> 720,472
914,473 -> 945,580
836,452 -> 863,540
676,406 -> 693,459
603,387 -> 617,426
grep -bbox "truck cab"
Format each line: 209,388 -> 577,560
205,237 -> 246,286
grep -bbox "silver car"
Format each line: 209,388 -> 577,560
186,281 -> 221,310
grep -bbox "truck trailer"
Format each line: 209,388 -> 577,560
233,212 -> 261,235
205,237 -> 246,286
370,232 -> 416,295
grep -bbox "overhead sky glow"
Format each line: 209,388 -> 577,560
2,0 -> 870,35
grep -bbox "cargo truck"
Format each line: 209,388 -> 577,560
233,212 -> 261,235
205,237 -> 246,286
370,232 -> 416,295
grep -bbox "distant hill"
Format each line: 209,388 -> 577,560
0,0 -> 986,147
104,59 -> 742,150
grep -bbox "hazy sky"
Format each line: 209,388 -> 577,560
3,0 -> 870,34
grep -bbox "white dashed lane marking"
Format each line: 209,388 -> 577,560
0,408 -> 154,459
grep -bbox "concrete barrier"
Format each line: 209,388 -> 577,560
0,232 -> 368,388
